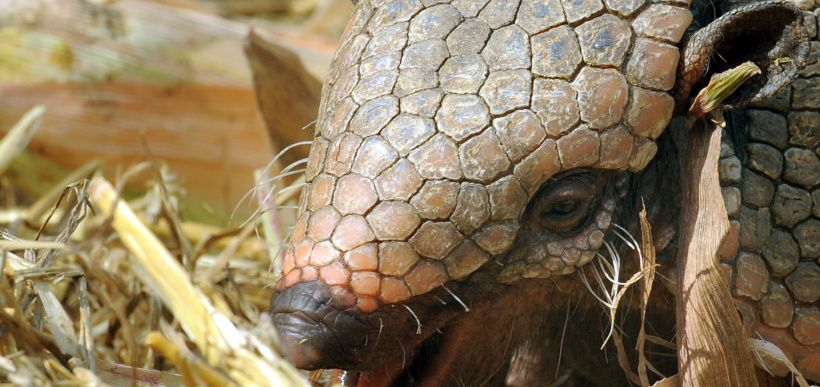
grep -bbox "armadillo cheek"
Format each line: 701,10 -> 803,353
333,174 -> 378,215
374,159 -> 422,201
351,271 -> 381,297
443,240 -> 490,280
284,269 -> 301,288
410,180 -> 459,220
366,201 -> 420,240
379,277 -> 411,304
294,239 -> 314,268
626,38 -> 680,91
332,215 -> 376,251
282,249 -> 296,274
356,297 -> 380,314
409,221 -> 462,259
310,241 -> 341,266
404,261 -> 448,296
320,260 -> 350,286
472,222 -> 517,256
344,243 -> 379,271
301,266 -> 319,282
292,212 -> 308,244
308,174 -> 335,211
378,242 -> 420,276
308,206 -> 341,241
632,4 -> 693,43
626,87 -> 675,140
573,67 -> 628,130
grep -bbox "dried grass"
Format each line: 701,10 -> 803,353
580,206 -> 661,386
749,338 -> 810,387
0,109 -> 307,386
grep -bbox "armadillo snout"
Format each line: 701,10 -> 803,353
270,281 -> 371,370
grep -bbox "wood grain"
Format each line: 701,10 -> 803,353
675,118 -> 759,387
0,82 -> 273,211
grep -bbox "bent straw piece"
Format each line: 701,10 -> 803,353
88,177 -> 308,386
2,250 -> 78,357
749,338 -> 809,387
25,159 -> 101,225
145,332 -> 230,387
637,207 -> 657,387
89,177 -> 232,357
0,240 -> 65,251
0,105 -> 45,175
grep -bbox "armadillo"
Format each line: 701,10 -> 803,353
267,0 -> 818,385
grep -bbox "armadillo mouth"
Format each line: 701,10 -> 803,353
325,320 -> 465,387
272,281 -> 472,385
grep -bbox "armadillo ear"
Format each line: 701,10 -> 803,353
676,0 -> 809,111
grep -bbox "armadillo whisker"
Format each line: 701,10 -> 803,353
442,285 -> 470,312
397,338 -> 407,371
611,226 -> 639,252
580,264 -> 610,307
241,157 -> 307,216
611,224 -> 645,269
234,142 -> 311,224
262,140 -> 313,175
263,167 -> 307,186
300,119 -> 316,131
277,158 -> 309,176
373,318 -> 383,350
554,294 -> 572,379
254,159 -> 307,191
257,176 -> 305,207
271,205 -> 299,210
274,183 -> 306,197
256,172 -> 306,206
230,187 -> 261,225
586,231 -> 651,350
402,304 -> 422,335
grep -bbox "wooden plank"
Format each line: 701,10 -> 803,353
0,82 -> 273,211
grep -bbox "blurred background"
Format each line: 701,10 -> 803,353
0,0 -> 353,223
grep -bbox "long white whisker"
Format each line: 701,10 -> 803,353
581,266 -> 611,306
402,304 -> 422,335
301,119 -> 316,130
263,141 -> 313,172
442,285 -> 470,312
260,170 -> 305,190
260,171 -> 302,203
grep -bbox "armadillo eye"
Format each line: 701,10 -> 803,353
550,199 -> 579,215
529,172 -> 602,233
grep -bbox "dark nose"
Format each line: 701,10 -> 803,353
270,281 -> 371,370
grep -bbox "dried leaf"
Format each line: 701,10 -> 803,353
689,61 -> 761,117
0,105 -> 44,174
749,338 -> 809,387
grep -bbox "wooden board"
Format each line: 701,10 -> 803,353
0,82 -> 273,211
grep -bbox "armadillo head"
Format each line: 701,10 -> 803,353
269,0 -> 807,383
